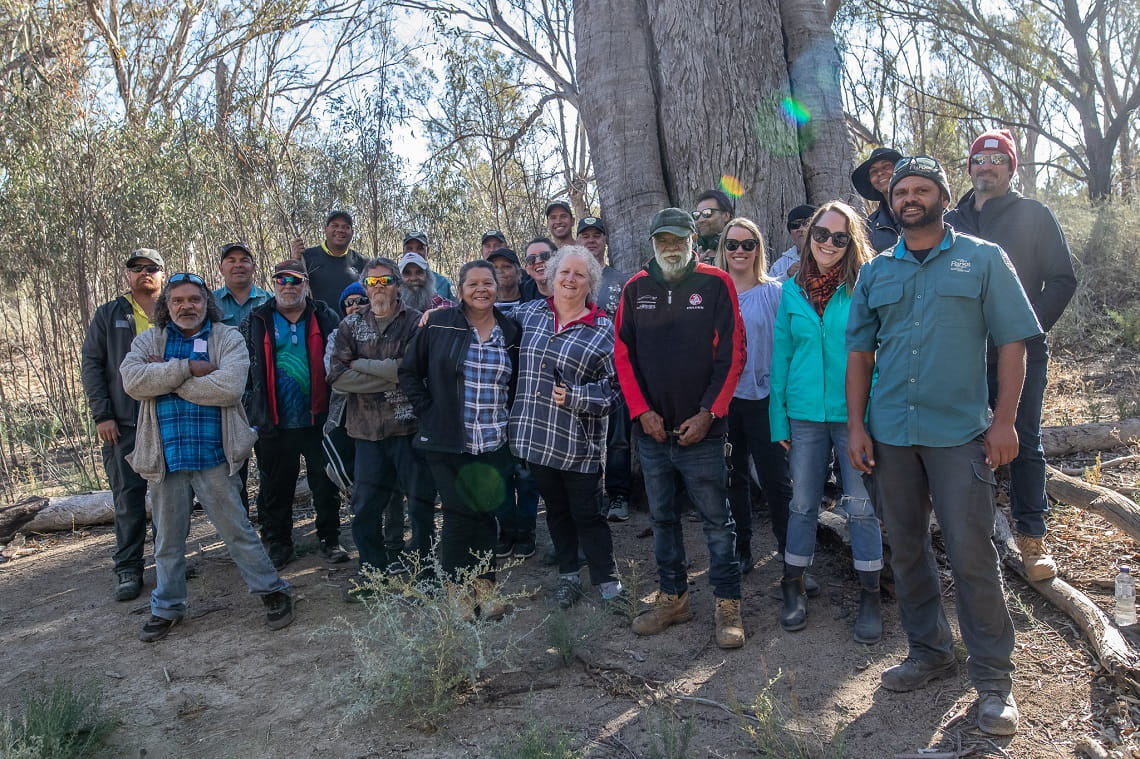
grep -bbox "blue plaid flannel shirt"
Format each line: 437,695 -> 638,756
157,321 -> 225,472
462,324 -> 511,454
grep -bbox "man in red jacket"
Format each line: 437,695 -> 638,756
614,207 -> 746,649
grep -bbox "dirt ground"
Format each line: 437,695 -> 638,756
1,352 -> 1137,758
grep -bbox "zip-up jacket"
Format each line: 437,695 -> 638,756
866,204 -> 900,254
614,258 -> 745,433
768,280 -> 853,442
944,189 -> 1076,360
398,305 -> 521,454
241,297 -> 339,436
81,295 -> 142,427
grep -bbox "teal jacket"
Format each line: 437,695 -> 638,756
769,278 -> 854,442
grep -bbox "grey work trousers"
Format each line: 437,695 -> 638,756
872,437 -> 1015,693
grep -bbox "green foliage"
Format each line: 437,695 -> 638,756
494,722 -> 578,759
0,679 -> 115,759
646,711 -> 696,759
543,604 -> 604,664
735,669 -> 848,758
328,555 -> 537,721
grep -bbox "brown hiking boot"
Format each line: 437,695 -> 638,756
714,597 -> 745,649
631,590 -> 693,635
447,583 -> 476,623
1016,534 -> 1057,582
473,577 -> 510,621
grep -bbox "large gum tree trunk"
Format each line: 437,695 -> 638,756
575,0 -> 852,273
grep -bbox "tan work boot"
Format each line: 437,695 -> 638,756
447,583 -> 476,623
1016,534 -> 1058,581
632,590 -> 693,635
472,577 -> 510,620
714,597 -> 745,649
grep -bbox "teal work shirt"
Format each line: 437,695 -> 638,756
846,227 -> 1041,448
214,285 -> 272,328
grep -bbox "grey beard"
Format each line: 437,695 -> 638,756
402,282 -> 432,312
653,243 -> 693,282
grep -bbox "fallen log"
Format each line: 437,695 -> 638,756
0,491 -> 151,543
1042,418 -> 1140,458
1045,465 -> 1140,542
1060,454 -> 1140,477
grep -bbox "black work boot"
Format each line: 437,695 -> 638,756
780,575 -> 808,631
854,570 -> 882,644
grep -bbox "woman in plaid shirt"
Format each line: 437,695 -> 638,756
508,246 -> 624,610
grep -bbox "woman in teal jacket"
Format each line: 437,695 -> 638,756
770,200 -> 883,643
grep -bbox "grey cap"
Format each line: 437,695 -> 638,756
648,208 -> 697,238
125,248 -> 165,268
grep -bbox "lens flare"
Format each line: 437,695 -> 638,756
780,97 -> 811,127
719,175 -> 745,198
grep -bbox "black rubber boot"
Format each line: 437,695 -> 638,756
854,570 -> 882,644
780,576 -> 808,631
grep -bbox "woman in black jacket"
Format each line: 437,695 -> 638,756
399,260 -> 520,619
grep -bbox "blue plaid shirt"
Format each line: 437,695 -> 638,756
156,322 -> 225,472
462,324 -> 511,454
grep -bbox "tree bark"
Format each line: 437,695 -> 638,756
1041,418 -> 1140,458
1045,465 -> 1140,542
574,0 -> 853,272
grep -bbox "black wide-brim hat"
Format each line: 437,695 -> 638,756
852,147 -> 903,201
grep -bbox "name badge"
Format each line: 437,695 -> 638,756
193,338 -> 208,353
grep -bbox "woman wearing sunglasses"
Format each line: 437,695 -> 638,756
714,219 -> 793,577
399,259 -> 521,620
770,200 -> 883,643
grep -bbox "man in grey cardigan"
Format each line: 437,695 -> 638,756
121,273 -> 293,643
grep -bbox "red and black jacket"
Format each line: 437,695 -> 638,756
614,258 -> 745,434
240,297 -> 340,437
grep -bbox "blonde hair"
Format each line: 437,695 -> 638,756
793,201 -> 873,292
714,217 -> 773,284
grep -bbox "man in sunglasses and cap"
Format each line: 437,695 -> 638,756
615,207 -> 746,650
851,146 -> 904,253
242,260 -> 347,570
120,271 -> 293,642
847,156 -> 1041,736
692,189 -> 734,264
944,129 -> 1076,583
81,249 -> 166,601
768,205 -> 817,282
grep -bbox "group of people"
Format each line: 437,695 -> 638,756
81,127 -> 1076,738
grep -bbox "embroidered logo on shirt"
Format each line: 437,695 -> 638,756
688,293 -> 703,306
950,258 -> 971,273
636,294 -> 657,310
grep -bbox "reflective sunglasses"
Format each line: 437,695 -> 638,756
363,274 -> 397,287
810,226 -> 851,248
723,239 -> 759,252
343,296 -> 369,308
524,250 -> 552,266
787,219 -> 810,231
970,153 -> 1011,166
128,264 -> 162,274
894,155 -> 942,172
273,274 -> 306,286
168,272 -> 205,285
692,208 -> 725,220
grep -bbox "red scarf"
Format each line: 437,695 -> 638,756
802,254 -> 845,316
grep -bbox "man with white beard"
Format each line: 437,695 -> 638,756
398,252 -> 453,313
613,207 -> 747,649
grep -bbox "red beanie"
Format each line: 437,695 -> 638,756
970,129 -> 1018,172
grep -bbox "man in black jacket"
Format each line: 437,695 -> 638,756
851,146 -> 903,253
81,249 -> 166,600
241,260 -> 346,569
944,129 -> 1077,581
289,211 -> 368,311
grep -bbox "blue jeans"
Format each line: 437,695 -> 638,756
785,420 -> 882,571
988,356 -> 1049,537
637,431 -> 740,599
352,435 -> 435,571
150,463 -> 290,621
872,439 -> 1014,692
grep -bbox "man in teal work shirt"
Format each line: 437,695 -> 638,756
846,156 -> 1041,738
214,242 -> 271,328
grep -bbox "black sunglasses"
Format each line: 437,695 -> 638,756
723,239 -> 759,252
810,226 -> 851,248
524,251 -> 552,266
787,219 -> 810,231
343,296 -> 369,308
128,264 -> 162,274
